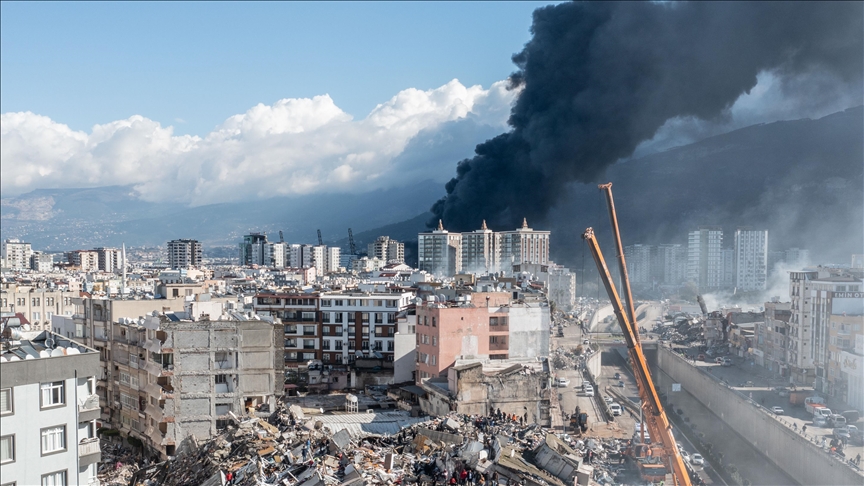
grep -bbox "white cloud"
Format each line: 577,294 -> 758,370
1,79 -> 516,205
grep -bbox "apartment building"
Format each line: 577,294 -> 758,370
66,250 -> 100,272
687,227 -> 724,291
461,221 -> 498,274
789,269 -> 863,387
498,219 -> 550,268
253,291 -> 415,369
167,239 -> 202,269
0,328 -> 102,486
624,244 -> 652,285
652,244 -> 687,286
734,229 -> 768,291
825,290 -> 863,407
30,252 -> 54,272
414,292 -> 551,382
253,293 -> 321,367
0,284 -> 78,331
1,239 -> 32,270
130,312 -> 282,457
758,301 -> 791,374
368,236 -> 405,264
418,221 -> 462,277
95,247 -> 121,273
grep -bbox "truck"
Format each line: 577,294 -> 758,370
788,390 -> 808,405
809,405 -> 832,418
804,396 -> 828,415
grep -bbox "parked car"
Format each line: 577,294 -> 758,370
690,453 -> 704,466
771,406 -> 785,415
610,403 -> 622,416
584,386 -> 595,397
556,378 -> 571,387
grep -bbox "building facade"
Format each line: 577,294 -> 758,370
687,227 -> 724,291
1,329 -> 102,486
734,229 -> 768,291
1,239 -> 32,270
461,221 -> 498,274
624,244 -> 652,285
1,284 -> 78,331
418,221 -> 462,277
368,236 -> 405,264
167,239 -> 203,269
498,219 -> 550,269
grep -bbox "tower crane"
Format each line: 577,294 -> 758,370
582,185 -> 691,486
317,229 -> 323,246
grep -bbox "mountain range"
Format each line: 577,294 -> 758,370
2,106 -> 861,266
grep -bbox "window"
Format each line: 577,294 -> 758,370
0,389 -> 12,415
215,375 -> 228,384
334,300 -> 343,306
41,470 -> 66,486
303,326 -> 316,336
387,341 -> 394,352
362,340 -> 369,350
40,381 -> 65,408
374,313 -> 383,324
334,313 -> 344,323
322,313 -> 331,323
432,317 -> 436,327
0,435 -> 14,463
120,393 -> 136,410
431,355 -> 437,366
388,313 -> 396,323
490,317 -> 499,326
47,297 -> 55,306
32,298 -> 40,306
33,312 -> 40,322
303,339 -> 315,349
335,341 -> 343,351
322,340 -> 330,350
432,337 -> 437,347
362,313 -> 369,323
41,426 -> 66,454
321,300 -> 331,307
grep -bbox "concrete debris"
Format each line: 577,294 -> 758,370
95,400 -> 677,486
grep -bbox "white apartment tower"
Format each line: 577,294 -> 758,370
418,221 -> 462,277
461,220 -> 499,273
653,244 -> 687,285
734,229 -> 768,291
687,227 -> 724,291
2,239 -> 32,270
168,239 -> 203,269
498,219 -> 550,268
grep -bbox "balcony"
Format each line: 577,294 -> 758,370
489,342 -> 509,351
79,438 -> 101,467
78,394 -> 101,422
144,361 -> 174,377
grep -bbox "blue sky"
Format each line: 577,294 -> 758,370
1,1 -> 554,136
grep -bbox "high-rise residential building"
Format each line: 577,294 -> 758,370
167,239 -> 203,269
498,219 -> 550,268
734,229 -> 768,291
785,248 -> 811,265
758,301 -> 792,374
367,236 -> 405,264
418,221 -> 462,277
652,244 -> 687,285
687,227 -> 724,291
30,251 -> 54,272
624,244 -> 652,285
66,250 -> 99,271
461,221 -> 499,274
789,269 -> 863,391
325,247 -> 342,273
310,245 -> 327,272
239,233 -> 270,266
0,329 -> 102,486
547,265 -> 577,310
721,248 -> 736,289
270,242 -> 286,268
95,247 -> 121,273
2,239 -> 32,270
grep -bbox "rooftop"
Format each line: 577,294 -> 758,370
0,329 -> 96,362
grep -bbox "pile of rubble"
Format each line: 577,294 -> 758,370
550,347 -> 587,371
96,402 -> 665,486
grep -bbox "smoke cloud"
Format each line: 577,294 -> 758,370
430,2 -> 863,230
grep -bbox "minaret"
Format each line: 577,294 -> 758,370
121,243 -> 127,297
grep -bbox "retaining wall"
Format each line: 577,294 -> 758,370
657,346 -> 861,486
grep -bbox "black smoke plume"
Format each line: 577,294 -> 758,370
430,1 -> 863,231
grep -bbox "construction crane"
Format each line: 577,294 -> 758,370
581,227 -> 691,486
278,230 -> 284,243
348,228 -> 356,255
598,183 -> 640,342
317,229 -> 323,246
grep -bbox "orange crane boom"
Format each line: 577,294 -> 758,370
598,182 -> 640,343
582,227 -> 691,486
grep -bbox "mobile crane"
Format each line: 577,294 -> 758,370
582,187 -> 691,486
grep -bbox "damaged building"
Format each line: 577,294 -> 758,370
419,359 -> 552,427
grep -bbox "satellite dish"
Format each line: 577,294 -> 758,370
66,348 -> 80,355
40,350 -> 51,358
51,348 -> 65,357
